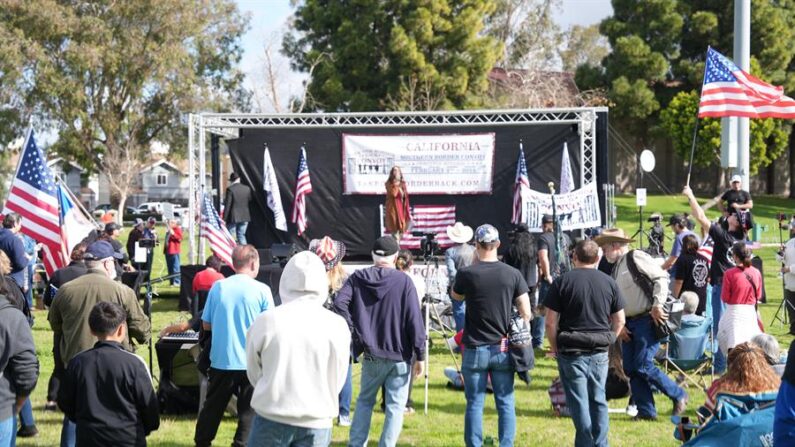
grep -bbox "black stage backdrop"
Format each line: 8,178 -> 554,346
227,117 -> 608,258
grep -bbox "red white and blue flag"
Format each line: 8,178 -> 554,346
381,205 -> 457,250
291,146 -> 312,236
699,47 -> 795,119
200,191 -> 236,266
697,236 -> 714,265
511,143 -> 530,224
3,129 -> 65,275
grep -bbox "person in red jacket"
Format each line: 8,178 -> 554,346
165,219 -> 182,286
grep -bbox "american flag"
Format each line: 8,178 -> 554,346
512,144 -> 530,224
2,129 -> 64,275
698,47 -> 795,118
381,205 -> 456,250
200,191 -> 236,266
697,236 -> 713,265
291,147 -> 312,235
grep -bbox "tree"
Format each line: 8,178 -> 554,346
560,24 -> 609,73
1,0 -> 248,215
485,0 -> 561,70
578,0 -> 795,169
283,0 -> 502,111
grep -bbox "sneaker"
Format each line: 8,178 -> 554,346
404,406 -> 415,415
44,401 -> 58,411
626,404 -> 638,417
338,415 -> 351,427
632,414 -> 657,422
17,425 -> 38,438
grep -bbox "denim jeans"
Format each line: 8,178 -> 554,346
349,356 -> 411,447
622,316 -> 686,418
0,414 -> 15,447
165,253 -> 181,285
534,283 -> 551,348
247,415 -> 332,447
462,344 -> 515,447
339,361 -> 353,417
711,284 -> 726,373
451,298 -> 466,333
557,352 -> 610,447
227,221 -> 249,245
60,415 -> 76,447
18,397 -> 34,427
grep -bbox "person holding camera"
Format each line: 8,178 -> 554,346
779,217 -> 795,336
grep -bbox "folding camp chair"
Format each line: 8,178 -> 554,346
664,316 -> 714,391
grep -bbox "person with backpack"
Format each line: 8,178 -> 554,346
537,214 -> 572,349
595,228 -> 688,421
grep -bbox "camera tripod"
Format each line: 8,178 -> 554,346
771,219 -> 795,328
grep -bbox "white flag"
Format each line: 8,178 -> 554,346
263,148 -> 288,231
560,142 -> 575,194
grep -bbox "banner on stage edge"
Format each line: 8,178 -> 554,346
523,182 -> 601,232
342,133 -> 495,195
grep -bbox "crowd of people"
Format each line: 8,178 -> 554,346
2,173 -> 795,447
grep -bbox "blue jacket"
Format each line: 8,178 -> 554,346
334,266 -> 426,363
0,229 -> 29,288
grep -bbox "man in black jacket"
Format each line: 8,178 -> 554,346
59,301 -> 159,447
0,293 -> 38,445
223,172 -> 252,244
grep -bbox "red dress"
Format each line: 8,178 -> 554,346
385,180 -> 410,234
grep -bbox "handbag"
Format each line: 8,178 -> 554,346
741,269 -> 765,332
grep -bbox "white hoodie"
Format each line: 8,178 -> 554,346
246,251 -> 351,429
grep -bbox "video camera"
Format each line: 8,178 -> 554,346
138,238 -> 157,249
411,231 -> 439,259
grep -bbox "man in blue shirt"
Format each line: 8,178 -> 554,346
0,213 -> 30,293
194,245 -> 273,447
661,214 -> 698,278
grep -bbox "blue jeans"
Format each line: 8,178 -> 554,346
165,253 -> 181,285
349,356 -> 411,447
24,264 -> 33,308
227,221 -> 249,245
339,361 -> 353,417
247,415 -> 331,447
462,344 -> 515,447
557,352 -> 609,447
0,414 -> 16,447
451,298 -> 466,333
622,316 -> 686,418
18,398 -> 34,427
711,284 -> 726,373
60,415 -> 76,447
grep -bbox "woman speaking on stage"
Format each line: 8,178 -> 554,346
385,166 -> 410,240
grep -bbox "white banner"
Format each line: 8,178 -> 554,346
523,182 -> 601,232
342,133 -> 495,195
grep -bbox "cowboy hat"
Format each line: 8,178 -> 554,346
594,228 -> 634,246
446,222 -> 473,244
308,236 -> 347,271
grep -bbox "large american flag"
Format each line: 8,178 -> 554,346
698,47 -> 795,118
200,191 -> 236,266
381,205 -> 457,250
3,129 -> 64,275
512,144 -> 530,224
291,147 -> 312,235
697,236 -> 713,265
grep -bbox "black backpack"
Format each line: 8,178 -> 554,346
624,250 -> 682,338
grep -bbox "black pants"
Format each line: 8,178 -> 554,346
785,289 -> 795,334
47,333 -> 64,402
194,368 -> 254,447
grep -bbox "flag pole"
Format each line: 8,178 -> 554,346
685,116 -> 700,187
3,127 -> 33,211
55,176 -> 100,229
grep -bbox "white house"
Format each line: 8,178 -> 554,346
137,159 -> 191,204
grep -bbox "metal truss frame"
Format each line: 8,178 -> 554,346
188,107 -> 606,263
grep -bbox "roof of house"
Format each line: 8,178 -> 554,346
140,159 -> 182,174
47,157 -> 86,173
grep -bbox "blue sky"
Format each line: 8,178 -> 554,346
235,0 -> 614,112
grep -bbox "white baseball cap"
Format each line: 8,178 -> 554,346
731,175 -> 742,184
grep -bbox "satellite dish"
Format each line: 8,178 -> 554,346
640,150 -> 656,173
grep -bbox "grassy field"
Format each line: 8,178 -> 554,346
16,194 -> 795,446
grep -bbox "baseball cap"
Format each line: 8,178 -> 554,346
667,214 -> 686,227
104,222 -> 121,234
731,174 -> 742,184
475,224 -> 500,243
372,236 -> 399,256
541,214 -> 554,224
84,240 -> 124,261
133,218 -> 144,228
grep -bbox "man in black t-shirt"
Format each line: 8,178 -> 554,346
684,185 -> 745,373
719,175 -> 753,216
536,214 -> 572,349
544,239 -> 625,447
452,224 -> 531,447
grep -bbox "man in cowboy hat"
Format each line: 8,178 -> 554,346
445,222 -> 475,332
595,228 -> 687,421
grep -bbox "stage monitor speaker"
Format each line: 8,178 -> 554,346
271,243 -> 298,261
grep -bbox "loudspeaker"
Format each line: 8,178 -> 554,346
257,249 -> 272,264
271,243 -> 298,261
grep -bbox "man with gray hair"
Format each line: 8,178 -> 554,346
334,236 -> 425,447
49,240 -> 150,447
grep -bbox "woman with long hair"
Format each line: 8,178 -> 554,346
503,224 -> 541,347
717,242 -> 763,356
704,342 -> 780,413
673,233 -> 710,315
384,166 -> 410,241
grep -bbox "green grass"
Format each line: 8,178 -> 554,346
17,196 -> 795,446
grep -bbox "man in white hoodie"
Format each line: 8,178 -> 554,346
246,251 -> 351,446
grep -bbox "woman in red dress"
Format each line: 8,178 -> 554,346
384,166 -> 410,240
